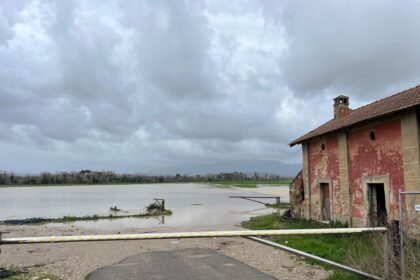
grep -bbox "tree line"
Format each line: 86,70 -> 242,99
0,170 -> 291,185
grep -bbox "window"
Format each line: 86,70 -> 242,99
369,131 -> 376,141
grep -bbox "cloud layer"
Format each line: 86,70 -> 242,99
1,0 -> 420,174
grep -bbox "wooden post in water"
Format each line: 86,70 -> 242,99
153,198 -> 165,211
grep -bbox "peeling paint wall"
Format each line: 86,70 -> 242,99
348,119 -> 404,226
295,110 -> 420,226
308,135 -> 341,221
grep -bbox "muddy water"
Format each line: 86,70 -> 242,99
0,183 -> 287,229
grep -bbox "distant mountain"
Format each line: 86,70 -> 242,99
144,160 -> 301,177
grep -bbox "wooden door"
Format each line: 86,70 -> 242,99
321,183 -> 331,221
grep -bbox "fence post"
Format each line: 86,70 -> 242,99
276,197 -> 280,205
383,231 -> 389,279
398,191 -> 405,280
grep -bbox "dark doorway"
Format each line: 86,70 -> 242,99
320,183 -> 331,221
368,183 -> 387,226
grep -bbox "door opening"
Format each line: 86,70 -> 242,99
368,183 -> 387,226
320,183 -> 331,221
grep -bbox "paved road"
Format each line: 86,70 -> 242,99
88,248 -> 277,280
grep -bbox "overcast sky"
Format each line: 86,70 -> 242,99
1,0 -> 420,174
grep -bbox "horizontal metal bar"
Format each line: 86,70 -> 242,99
245,236 -> 382,280
241,198 -> 268,205
0,228 -> 386,244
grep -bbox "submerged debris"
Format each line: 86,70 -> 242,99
2,200 -> 172,225
146,202 -> 163,212
2,218 -> 45,225
2,210 -> 172,225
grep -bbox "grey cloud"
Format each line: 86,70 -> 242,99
0,0 -> 419,174
273,0 -> 420,99
0,7 -> 14,45
0,0 -> 29,46
121,0 -> 218,99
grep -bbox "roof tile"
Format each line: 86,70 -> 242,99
289,85 -> 420,146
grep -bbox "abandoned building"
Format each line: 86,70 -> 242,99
289,85 -> 420,227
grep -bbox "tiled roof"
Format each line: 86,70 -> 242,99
289,85 -> 420,146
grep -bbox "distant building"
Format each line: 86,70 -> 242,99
289,86 -> 420,228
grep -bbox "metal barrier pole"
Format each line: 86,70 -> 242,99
0,228 -> 387,244
245,236 -> 382,280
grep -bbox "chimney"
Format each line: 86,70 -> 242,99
333,95 -> 350,119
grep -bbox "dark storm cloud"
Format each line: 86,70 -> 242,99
0,0 -> 419,173
266,0 -> 420,99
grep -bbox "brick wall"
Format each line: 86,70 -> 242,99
308,135 -> 341,221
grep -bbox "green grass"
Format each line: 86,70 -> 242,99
211,180 -> 291,188
242,214 -> 381,280
3,209 -> 173,225
265,203 -> 291,209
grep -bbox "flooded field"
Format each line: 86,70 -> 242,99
0,183 -> 288,229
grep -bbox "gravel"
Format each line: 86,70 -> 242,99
0,224 -> 330,280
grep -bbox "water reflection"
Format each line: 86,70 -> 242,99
0,183 -> 287,229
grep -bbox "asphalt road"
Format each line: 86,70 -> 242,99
88,248 -> 277,280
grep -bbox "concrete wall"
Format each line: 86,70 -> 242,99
401,110 -> 420,192
401,110 -> 420,234
302,143 -> 311,219
338,131 -> 351,224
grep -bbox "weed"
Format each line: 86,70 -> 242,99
242,214 -> 384,280
0,268 -> 61,280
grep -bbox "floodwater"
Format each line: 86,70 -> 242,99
0,183 -> 288,229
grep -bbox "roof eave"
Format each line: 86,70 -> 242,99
289,141 -> 301,147
288,105 -> 420,147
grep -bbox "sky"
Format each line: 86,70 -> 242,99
1,0 -> 420,174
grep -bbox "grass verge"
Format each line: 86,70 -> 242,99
242,214 -> 383,280
0,268 -> 61,280
265,203 -> 291,209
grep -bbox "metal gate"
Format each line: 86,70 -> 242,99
398,191 -> 420,280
